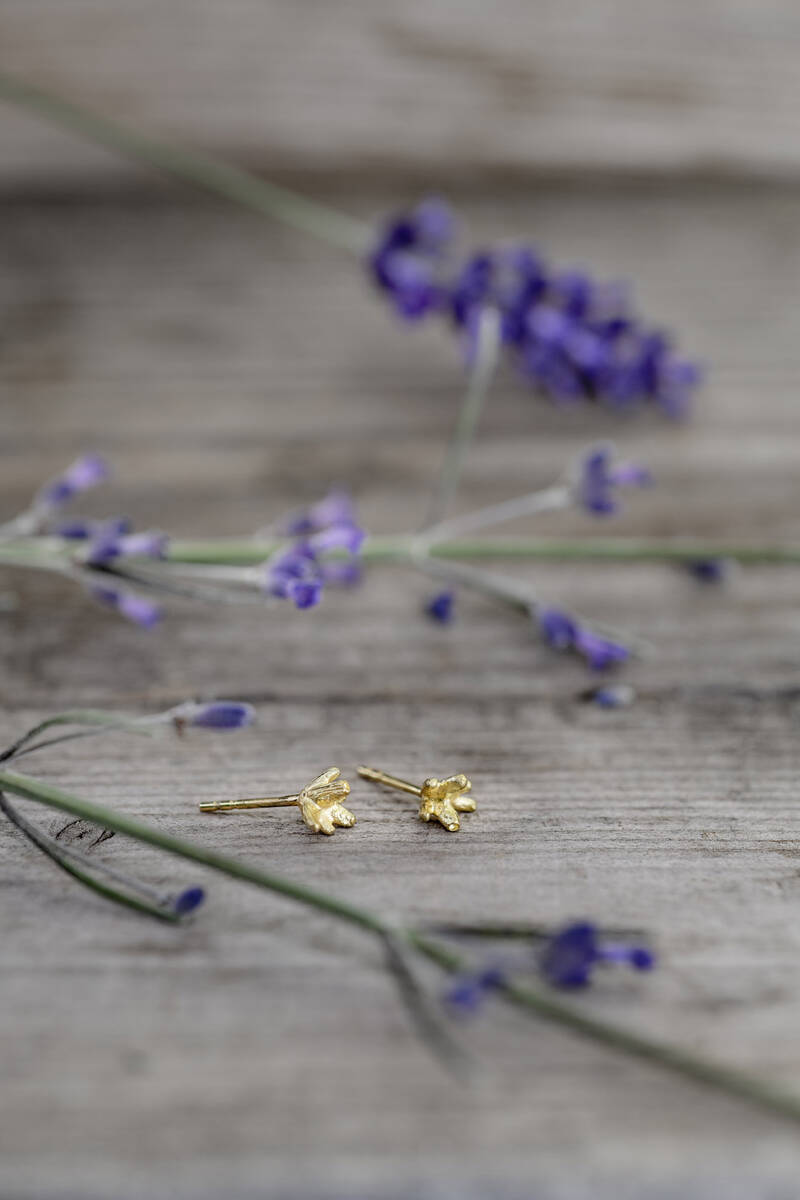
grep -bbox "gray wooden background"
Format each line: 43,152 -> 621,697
2,4 -> 800,1197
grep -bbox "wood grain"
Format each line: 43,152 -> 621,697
2,179 -> 800,1196
3,2 -> 800,188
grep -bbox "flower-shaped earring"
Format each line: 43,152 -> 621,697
357,765 -> 476,832
200,767 -> 356,836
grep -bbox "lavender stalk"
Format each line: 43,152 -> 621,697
1,757 -> 800,1123
0,72 -> 368,255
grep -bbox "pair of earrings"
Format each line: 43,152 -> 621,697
199,765 -> 476,835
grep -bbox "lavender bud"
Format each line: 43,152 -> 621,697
281,489 -> 356,537
577,445 -> 651,517
179,701 -> 256,730
308,522 -> 366,556
425,590 -> 455,624
584,684 -> 636,709
55,516 -> 131,540
90,585 -> 162,629
686,558 -> 729,584
538,608 -> 629,671
37,454 -> 110,508
172,886 -> 206,916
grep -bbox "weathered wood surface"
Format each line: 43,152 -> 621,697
2,181 -> 800,1198
4,1 -> 800,187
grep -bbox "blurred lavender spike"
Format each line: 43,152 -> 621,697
369,199 -> 702,417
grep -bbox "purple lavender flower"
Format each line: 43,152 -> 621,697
577,445 -> 651,516
36,454 -> 110,508
308,522 -> 365,557
539,921 -> 655,989
369,199 -> 702,416
280,489 -> 356,537
445,965 -> 507,1015
574,627 -> 630,672
369,197 -> 454,320
173,701 -> 256,730
425,590 -> 455,624
171,886 -> 206,916
585,684 -> 636,709
264,544 -> 324,610
90,584 -> 162,629
84,528 -> 168,567
55,516 -> 132,540
264,498 -> 366,610
538,608 -> 629,672
686,558 -> 729,584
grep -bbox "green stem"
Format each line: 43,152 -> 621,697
4,762 -> 800,1124
165,535 -> 800,567
0,793 -> 180,923
0,768 -> 386,935
0,71 -> 369,255
1,535 -> 797,571
424,307 -> 501,529
408,933 -> 800,1127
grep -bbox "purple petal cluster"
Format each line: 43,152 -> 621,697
171,886 -> 206,916
90,584 -> 162,629
369,198 -> 455,319
36,454 -> 110,508
686,558 -> 729,584
369,199 -> 701,416
279,489 -> 356,538
83,527 -> 169,567
577,446 -> 652,516
55,516 -> 132,540
424,590 -> 455,624
539,921 -> 655,989
538,608 -> 629,671
173,700 -> 256,730
444,965 -> 507,1015
585,684 -> 636,710
265,494 -> 365,610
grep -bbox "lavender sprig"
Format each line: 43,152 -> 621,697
444,921 -> 654,1013
0,719 -> 799,1124
0,72 -> 699,421
0,703 -> 253,921
0,72 -> 369,255
0,458 -> 367,628
370,199 -> 702,417
0,454 -> 111,539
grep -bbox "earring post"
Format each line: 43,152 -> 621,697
199,794 -> 298,813
356,766 -> 422,797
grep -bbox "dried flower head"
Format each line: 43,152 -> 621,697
425,590 -> 455,624
36,454 -> 110,510
169,700 -> 256,730
539,921 -> 655,989
538,608 -> 629,672
576,445 -> 652,516
369,199 -> 702,416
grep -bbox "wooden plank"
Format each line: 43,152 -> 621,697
3,2 -> 800,187
1,184 -> 800,1195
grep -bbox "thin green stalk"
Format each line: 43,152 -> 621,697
0,793 -> 179,922
423,307 -> 501,529
2,535 -> 798,571
4,762 -> 800,1122
0,71 -> 369,255
0,709 -> 152,763
408,932 -> 800,1127
162,536 -> 800,567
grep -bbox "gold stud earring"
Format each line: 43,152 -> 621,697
357,765 -> 475,832
199,767 -> 356,836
